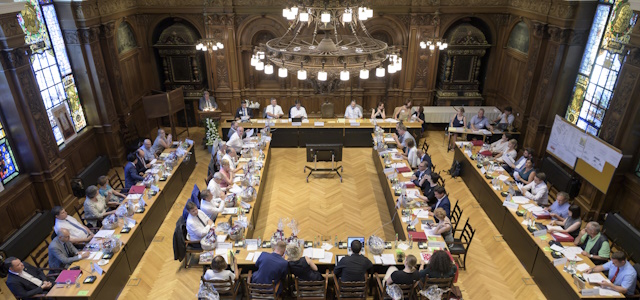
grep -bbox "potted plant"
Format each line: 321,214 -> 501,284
204,118 -> 220,153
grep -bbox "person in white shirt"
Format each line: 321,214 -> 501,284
493,106 -> 515,126
290,100 -> 307,119
520,172 -> 549,206
402,139 -> 419,169
265,98 -> 284,119
5,257 -> 52,298
393,124 -> 415,151
227,127 -> 244,153
52,206 -> 94,244
204,255 -> 238,288
222,148 -> 243,172
344,100 -> 362,119
199,189 -> 225,221
494,139 -> 518,163
490,133 -> 509,155
185,201 -> 214,241
207,172 -> 226,198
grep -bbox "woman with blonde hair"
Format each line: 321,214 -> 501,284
219,159 -> 234,189
433,207 -> 454,247
384,254 -> 420,285
286,243 -> 323,281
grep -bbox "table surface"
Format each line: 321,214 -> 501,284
455,142 -> 623,299
220,118 -> 423,129
46,144 -> 194,298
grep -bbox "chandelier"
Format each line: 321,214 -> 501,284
195,0 -> 223,53
419,38 -> 448,52
250,0 -> 401,83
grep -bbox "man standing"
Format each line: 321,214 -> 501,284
334,239 -> 372,282
469,108 -> 493,131
265,98 -> 284,119
344,100 -> 363,119
289,99 -> 308,119
199,91 -> 218,111
252,241 -> 289,293
545,191 -> 571,221
52,206 -> 94,245
585,252 -> 636,295
235,100 -> 253,121
5,257 -> 52,299
227,127 -> 245,153
48,228 -> 90,269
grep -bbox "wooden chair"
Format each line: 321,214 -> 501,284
333,271 -> 367,299
450,219 -> 476,270
450,201 -> 463,229
321,102 -> 334,118
417,277 -> 454,299
200,268 -> 242,299
628,263 -> 640,298
421,140 -> 429,154
293,270 -> 329,299
29,240 -> 64,279
244,270 -> 281,299
108,172 -> 125,191
373,273 -> 417,300
181,223 -> 203,269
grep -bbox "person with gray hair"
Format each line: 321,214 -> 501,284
227,126 -> 244,153
545,191 -> 571,221
265,97 -> 283,119
151,128 -> 172,154
140,138 -> 157,161
574,221 -> 610,265
83,185 -> 116,226
200,189 -> 224,221
286,243 -> 323,281
207,172 -> 226,198
48,228 -> 89,269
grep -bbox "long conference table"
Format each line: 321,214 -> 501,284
453,143 -> 623,299
46,145 -> 196,300
220,118 -> 422,148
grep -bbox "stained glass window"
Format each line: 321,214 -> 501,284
566,0 -> 637,136
0,121 -> 19,185
17,0 -> 87,146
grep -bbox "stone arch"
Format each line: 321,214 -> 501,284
364,15 -> 408,47
440,15 -> 496,45
149,16 -> 203,47
237,16 -> 288,48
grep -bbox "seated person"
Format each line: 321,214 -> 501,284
469,108 -> 493,131
219,160 -> 234,189
584,252 -> 637,296
252,241 -> 289,293
52,206 -> 94,244
417,149 -> 432,171
204,255 -> 238,286
151,128 -> 172,155
402,139 -> 419,169
185,201 -> 214,241
545,191 -> 571,221
504,148 -> 534,175
290,100 -> 308,119
124,153 -> 144,189
84,185 -> 116,227
426,186 -> 450,218
227,122 -> 238,140
419,250 -> 457,279
48,228 -> 89,269
393,125 -> 415,152
227,127 -> 245,153
4,257 -> 52,299
432,208 -> 454,247
490,133 -> 510,155
135,149 -> 152,173
394,99 -> 412,122
207,172 -> 227,199
548,204 -> 582,238
519,172 -> 548,206
334,239 -> 372,282
371,102 -> 386,119
494,139 -> 518,164
447,108 -> 467,151
286,243 -> 323,281
412,106 -> 428,133
344,100 -> 363,119
265,98 -> 284,119
222,148 -> 242,173
140,139 -> 157,161
415,173 -> 440,206
384,254 -> 419,286
235,100 -> 253,121
199,91 -> 218,111
493,106 -> 514,127
200,189 -> 224,221
574,221 -> 610,265
411,161 -> 431,191
513,159 -> 535,185
97,175 -> 126,203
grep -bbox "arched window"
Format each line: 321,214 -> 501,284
566,0 -> 637,135
0,120 -> 19,186
17,0 -> 87,146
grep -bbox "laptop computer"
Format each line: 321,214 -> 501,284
347,237 -> 365,255
291,117 -> 303,123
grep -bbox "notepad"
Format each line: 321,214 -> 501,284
381,254 -> 396,265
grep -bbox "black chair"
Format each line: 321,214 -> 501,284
421,140 -> 429,154
373,273 -> 417,300
450,201 -> 463,229
449,219 -> 475,270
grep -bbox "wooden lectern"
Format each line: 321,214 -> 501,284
142,87 -> 190,138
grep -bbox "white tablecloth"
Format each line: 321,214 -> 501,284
413,106 -> 502,124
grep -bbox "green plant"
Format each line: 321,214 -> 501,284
204,118 -> 220,146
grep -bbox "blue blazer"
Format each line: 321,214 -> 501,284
412,169 -> 429,190
124,162 -> 144,188
431,195 -> 451,218
421,153 -> 433,170
252,252 -> 289,291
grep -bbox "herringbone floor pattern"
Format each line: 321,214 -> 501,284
117,128 -> 546,300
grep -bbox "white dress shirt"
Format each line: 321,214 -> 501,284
290,106 -> 307,118
186,209 -> 213,241
200,198 -> 225,220
265,105 -> 284,119
490,139 -> 508,153
344,106 -> 362,119
222,153 -> 236,170
8,269 -> 43,287
522,181 -> 549,206
227,132 -> 243,151
498,113 -> 515,125
496,148 -> 517,163
407,147 -> 419,169
207,179 -> 224,198
54,216 -> 90,240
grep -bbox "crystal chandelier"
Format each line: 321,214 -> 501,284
195,0 -> 223,53
251,0 -> 401,83
419,38 -> 448,52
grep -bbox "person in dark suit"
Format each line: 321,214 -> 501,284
135,149 -> 151,174
427,186 -> 450,219
235,100 -> 253,121
198,91 -> 218,111
124,153 -> 144,189
417,149 -> 432,171
410,161 -> 430,191
4,257 -> 52,299
48,228 -> 89,269
334,239 -> 372,282
251,241 -> 289,293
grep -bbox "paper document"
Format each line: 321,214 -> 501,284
320,252 -> 333,264
245,252 -> 254,261
406,189 -> 420,199
549,244 -> 565,252
575,263 -> 591,272
598,288 -> 622,296
94,230 -> 115,239
246,239 -> 258,251
416,210 -> 431,219
321,243 -> 333,251
497,175 -> 510,182
479,129 -> 492,135
216,235 -> 228,243
397,243 -> 409,251
583,273 -> 609,284
381,254 -> 396,265
384,138 -> 395,143
253,252 -> 262,263
312,248 -> 325,259
512,196 -> 530,204
89,251 -> 103,260
391,163 -> 407,168
401,172 -> 413,178
373,255 -> 382,264
245,129 -> 254,137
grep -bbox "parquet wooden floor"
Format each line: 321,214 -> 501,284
117,128 -> 546,300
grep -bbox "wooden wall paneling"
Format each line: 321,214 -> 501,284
8,184 -> 40,228
0,178 -> 36,243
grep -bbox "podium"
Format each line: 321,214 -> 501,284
142,87 -> 189,138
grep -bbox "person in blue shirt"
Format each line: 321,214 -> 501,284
585,251 -> 637,296
251,241 -> 289,293
469,108 -> 493,131
124,153 -> 144,189
545,191 -> 571,221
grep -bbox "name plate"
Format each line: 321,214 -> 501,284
553,257 -> 567,266
480,167 -> 486,174
502,200 -> 518,211
581,289 -> 598,296
533,229 -> 547,237
292,122 -> 302,126
350,122 -> 360,127
314,122 -> 325,127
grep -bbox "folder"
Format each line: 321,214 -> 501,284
471,140 -> 484,146
408,231 -> 428,241
129,185 -> 146,194
551,232 -> 574,242
55,270 -> 82,284
396,167 -> 411,173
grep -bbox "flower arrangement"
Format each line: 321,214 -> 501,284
204,118 -> 220,146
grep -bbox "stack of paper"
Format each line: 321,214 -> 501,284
583,273 -> 608,284
512,196 -> 530,204
575,263 -> 591,272
94,229 -> 115,238
319,252 -> 333,264
381,254 -> 396,265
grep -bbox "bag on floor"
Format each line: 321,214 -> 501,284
449,160 -> 462,178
